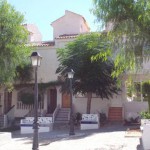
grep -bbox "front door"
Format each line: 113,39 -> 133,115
4,91 -> 12,113
47,89 -> 57,114
62,92 -> 70,108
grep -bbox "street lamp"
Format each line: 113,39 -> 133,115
30,52 -> 42,150
68,69 -> 75,135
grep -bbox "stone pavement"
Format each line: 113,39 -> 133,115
0,123 -> 144,150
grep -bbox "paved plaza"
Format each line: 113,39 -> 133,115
0,123 -> 144,150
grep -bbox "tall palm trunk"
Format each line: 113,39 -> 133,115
86,92 -> 92,114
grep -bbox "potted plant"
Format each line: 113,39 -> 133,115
140,111 -> 150,127
74,112 -> 82,126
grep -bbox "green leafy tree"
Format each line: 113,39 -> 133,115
0,0 -> 31,86
56,33 -> 119,113
16,64 -> 33,83
92,0 -> 150,77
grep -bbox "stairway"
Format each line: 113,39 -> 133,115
108,107 -> 123,122
54,108 -> 70,124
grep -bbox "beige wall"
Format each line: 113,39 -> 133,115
73,97 -> 110,115
55,38 -> 75,48
52,10 -> 90,38
33,38 -> 77,84
123,101 -> 148,120
34,46 -> 59,83
73,91 -> 125,115
24,24 -> 42,42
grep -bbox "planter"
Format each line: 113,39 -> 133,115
142,124 -> 150,150
141,119 -> 150,125
80,114 -> 99,130
20,117 -> 53,134
140,119 -> 150,130
140,119 -> 150,149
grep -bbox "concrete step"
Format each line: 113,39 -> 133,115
54,108 -> 70,124
56,113 -> 68,117
53,122 -> 69,130
54,120 -> 69,124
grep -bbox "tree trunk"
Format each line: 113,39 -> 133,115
86,92 -> 92,114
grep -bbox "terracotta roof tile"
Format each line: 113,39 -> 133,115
55,34 -> 79,39
29,41 -> 55,47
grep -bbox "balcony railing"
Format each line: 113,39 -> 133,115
17,100 -> 44,110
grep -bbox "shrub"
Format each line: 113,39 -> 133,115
20,93 -> 41,105
140,111 -> 150,119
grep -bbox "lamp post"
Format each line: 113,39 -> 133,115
68,69 -> 75,135
30,52 -> 42,150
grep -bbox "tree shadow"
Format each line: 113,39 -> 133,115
9,122 -> 142,148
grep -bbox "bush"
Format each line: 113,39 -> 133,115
20,93 -> 41,105
140,111 -> 150,119
74,112 -> 82,125
100,112 -> 107,124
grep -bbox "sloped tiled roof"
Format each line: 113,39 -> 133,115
55,34 -> 79,39
55,32 -> 98,39
29,41 -> 55,47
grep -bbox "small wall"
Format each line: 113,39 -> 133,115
73,92 -> 124,116
73,96 -> 110,114
20,117 -> 53,134
5,106 -> 15,127
123,101 -> 148,120
142,124 -> 150,150
80,114 -> 99,130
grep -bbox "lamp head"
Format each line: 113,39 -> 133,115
68,69 -> 75,79
30,52 -> 42,67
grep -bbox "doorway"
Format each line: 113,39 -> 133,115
4,91 -> 12,114
62,92 -> 70,108
47,89 -> 57,114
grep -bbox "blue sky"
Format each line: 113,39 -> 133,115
7,0 -> 100,41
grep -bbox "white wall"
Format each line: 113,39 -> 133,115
123,101 -> 148,119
